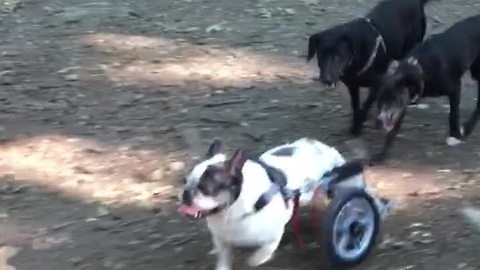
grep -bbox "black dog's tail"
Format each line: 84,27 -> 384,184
307,33 -> 320,62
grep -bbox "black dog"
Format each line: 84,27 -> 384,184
374,14 -> 480,162
307,0 -> 435,136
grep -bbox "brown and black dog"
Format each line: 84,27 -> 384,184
375,14 -> 480,162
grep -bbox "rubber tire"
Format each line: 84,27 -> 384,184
322,188 -> 380,268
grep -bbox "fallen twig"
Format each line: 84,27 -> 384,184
203,98 -> 248,108
259,104 -> 279,111
172,235 -> 197,246
50,221 -> 77,231
152,235 -> 197,250
199,117 -> 239,126
120,217 -> 150,227
242,131 -> 264,142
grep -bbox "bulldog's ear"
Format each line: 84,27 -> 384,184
226,149 -> 247,176
206,139 -> 222,158
386,60 -> 400,75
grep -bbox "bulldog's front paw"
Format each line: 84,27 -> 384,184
247,240 -> 280,267
215,265 -> 231,270
247,250 -> 273,267
369,152 -> 386,165
215,255 -> 232,270
349,125 -> 362,137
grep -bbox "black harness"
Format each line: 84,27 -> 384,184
203,158 -> 364,217
252,158 -> 300,213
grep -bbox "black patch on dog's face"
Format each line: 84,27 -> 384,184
197,165 -> 233,197
272,146 -> 296,157
194,149 -> 247,205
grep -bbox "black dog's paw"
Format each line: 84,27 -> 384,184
374,119 -> 383,130
369,152 -> 386,166
349,126 -> 362,137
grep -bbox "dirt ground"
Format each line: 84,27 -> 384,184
1,0 -> 480,269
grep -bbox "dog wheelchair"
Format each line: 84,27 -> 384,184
257,159 -> 388,267
315,161 -> 386,267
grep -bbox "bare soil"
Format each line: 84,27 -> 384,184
1,0 -> 480,269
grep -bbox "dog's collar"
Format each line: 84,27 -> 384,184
356,17 -> 387,76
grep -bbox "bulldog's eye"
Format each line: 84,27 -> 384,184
182,178 -> 187,184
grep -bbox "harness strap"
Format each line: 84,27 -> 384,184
253,158 -> 304,247
253,184 -> 281,212
253,159 -> 297,211
292,196 -> 304,247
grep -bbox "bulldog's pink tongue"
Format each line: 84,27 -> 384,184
177,204 -> 202,217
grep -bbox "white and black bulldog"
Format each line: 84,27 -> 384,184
178,138 -> 393,270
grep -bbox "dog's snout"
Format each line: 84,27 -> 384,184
319,71 -> 338,88
376,112 -> 386,124
321,73 -> 333,85
387,113 -> 394,122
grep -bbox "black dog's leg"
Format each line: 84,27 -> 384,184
462,84 -> 480,137
463,61 -> 480,137
447,86 -> 463,141
348,85 -> 362,136
358,88 -> 377,123
370,110 -> 406,164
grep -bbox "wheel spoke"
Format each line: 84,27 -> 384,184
338,233 -> 350,252
335,222 -> 349,235
357,216 -> 372,226
352,235 -> 362,250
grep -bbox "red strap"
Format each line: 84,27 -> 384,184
292,188 -> 323,248
292,196 -> 304,247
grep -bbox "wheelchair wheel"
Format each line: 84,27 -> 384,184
322,188 -> 380,267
